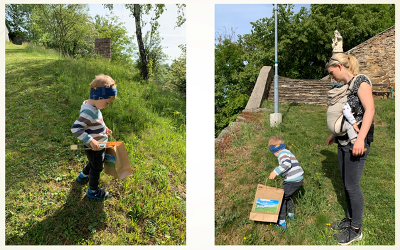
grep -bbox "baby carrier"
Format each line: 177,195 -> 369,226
326,74 -> 372,136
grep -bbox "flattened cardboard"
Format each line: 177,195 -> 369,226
249,184 -> 284,223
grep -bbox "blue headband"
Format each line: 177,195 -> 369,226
90,86 -> 117,100
269,144 -> 285,153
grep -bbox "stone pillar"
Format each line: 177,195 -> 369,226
94,38 -> 111,60
245,66 -> 274,110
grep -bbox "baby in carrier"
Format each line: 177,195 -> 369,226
326,82 -> 359,143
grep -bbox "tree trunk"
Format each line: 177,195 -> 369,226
133,4 -> 148,80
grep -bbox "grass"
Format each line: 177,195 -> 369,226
215,99 -> 395,245
5,42 -> 186,245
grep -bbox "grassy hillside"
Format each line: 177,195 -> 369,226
215,99 -> 395,245
5,42 -> 186,245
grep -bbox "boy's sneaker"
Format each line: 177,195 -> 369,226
76,172 -> 88,183
288,213 -> 294,219
334,227 -> 362,245
86,187 -> 109,201
331,217 -> 351,230
276,221 -> 287,230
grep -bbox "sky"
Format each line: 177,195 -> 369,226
88,4 -> 186,65
215,4 -> 311,40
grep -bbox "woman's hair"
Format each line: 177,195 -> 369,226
90,74 -> 116,88
268,136 -> 284,147
325,53 -> 359,75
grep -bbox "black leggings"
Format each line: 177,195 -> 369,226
279,180 -> 303,221
83,148 -> 105,190
337,142 -> 370,229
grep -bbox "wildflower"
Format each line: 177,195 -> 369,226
369,231 -> 371,233
326,223 -> 331,226
243,237 -> 246,240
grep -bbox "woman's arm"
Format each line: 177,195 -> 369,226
353,81 -> 375,156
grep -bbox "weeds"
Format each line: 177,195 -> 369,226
215,99 -> 395,245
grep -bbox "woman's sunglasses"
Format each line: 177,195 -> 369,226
328,57 -> 343,65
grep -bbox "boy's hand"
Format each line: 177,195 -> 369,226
352,123 -> 360,132
269,171 -> 277,180
89,139 -> 100,151
106,127 -> 112,136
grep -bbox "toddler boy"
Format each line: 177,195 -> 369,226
71,74 -> 117,200
268,136 -> 304,230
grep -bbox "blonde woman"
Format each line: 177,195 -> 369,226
325,53 -> 375,245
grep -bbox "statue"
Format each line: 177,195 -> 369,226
332,29 -> 343,53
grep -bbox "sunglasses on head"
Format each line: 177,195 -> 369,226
328,57 -> 343,65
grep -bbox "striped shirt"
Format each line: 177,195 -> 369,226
71,101 -> 108,145
273,149 -> 304,182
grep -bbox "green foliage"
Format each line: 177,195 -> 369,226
5,42 -> 186,245
135,30 -> 168,76
166,44 -> 186,94
5,4 -> 35,41
94,14 -> 136,63
215,39 -> 247,136
215,93 -> 249,136
28,4 -> 95,57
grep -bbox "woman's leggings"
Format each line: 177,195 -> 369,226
337,141 -> 370,229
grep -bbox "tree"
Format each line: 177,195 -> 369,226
167,44 -> 186,94
5,4 -> 35,43
215,32 -> 248,136
94,14 -> 136,63
137,30 -> 168,78
104,4 -> 186,80
29,4 -> 94,56
132,4 -> 149,79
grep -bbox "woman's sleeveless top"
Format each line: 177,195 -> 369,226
347,75 -> 371,123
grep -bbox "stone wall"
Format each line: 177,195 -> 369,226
268,77 -> 333,105
347,26 -> 395,93
94,38 -> 111,60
